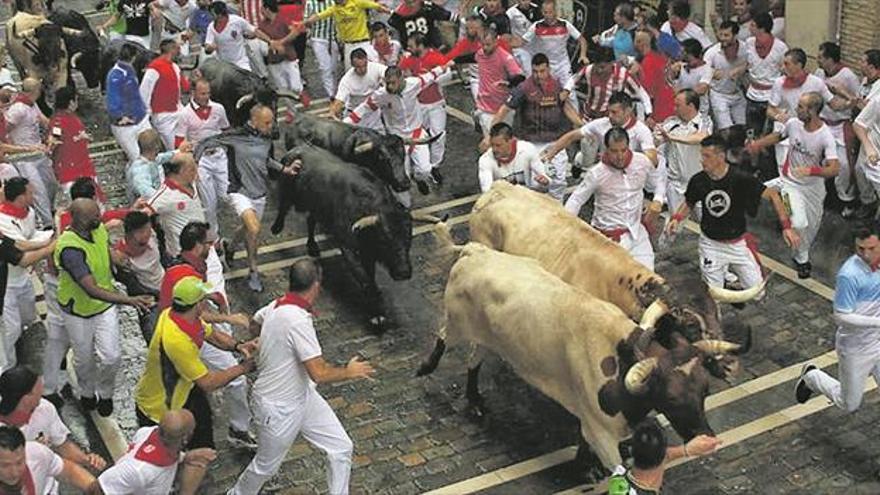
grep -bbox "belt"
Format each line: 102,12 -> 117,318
749,82 -> 773,90
821,118 -> 849,127
598,227 -> 629,243
344,38 -> 370,44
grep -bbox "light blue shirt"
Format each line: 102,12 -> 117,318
126,151 -> 173,203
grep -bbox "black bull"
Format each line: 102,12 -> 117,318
270,145 -> 439,328
48,7 -> 102,88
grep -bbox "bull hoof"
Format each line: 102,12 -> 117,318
369,315 -> 387,333
270,223 -> 284,235
307,241 -> 321,258
466,397 -> 486,419
416,361 -> 436,377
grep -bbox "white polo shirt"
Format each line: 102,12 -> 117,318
0,400 -> 71,448
564,152 -> 655,228
252,295 -> 322,404
768,74 -> 833,116
175,101 -> 230,147
23,442 -> 64,495
659,112 -> 713,188
660,20 -> 711,48
335,62 -> 387,111
477,140 -> 546,193
579,117 -> 656,155
146,180 -> 207,257
205,14 -> 255,70
701,41 -> 748,96
4,101 -> 43,146
98,426 -> 181,495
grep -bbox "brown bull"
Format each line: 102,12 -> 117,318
417,224 -> 740,469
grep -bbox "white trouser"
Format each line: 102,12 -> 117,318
768,178 -> 826,264
474,109 -> 514,139
64,306 -> 120,399
309,38 -> 339,98
421,101 -> 447,169
513,47 -> 532,77
600,223 -> 654,270
197,149 -> 229,235
111,117 -> 152,163
229,389 -> 353,495
534,142 -> 568,201
857,150 -> 880,206
41,274 -> 69,395
14,155 -> 56,227
199,323 -> 250,432
2,279 -> 36,369
342,41 -> 377,71
550,61 -> 576,108
804,331 -> 880,413
698,235 -> 763,291
708,90 -> 746,130
150,111 -> 179,152
402,129 -> 432,182
268,60 -> 304,93
205,247 -> 227,300
828,123 -> 854,202
348,102 -> 384,131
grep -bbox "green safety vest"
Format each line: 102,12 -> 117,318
54,224 -> 113,318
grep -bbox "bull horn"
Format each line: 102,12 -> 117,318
708,276 -> 769,304
353,142 -> 374,154
70,52 -> 82,69
692,339 -> 741,356
16,28 -> 36,38
638,299 -> 668,330
62,27 -> 83,37
351,215 -> 379,232
276,90 -> 301,101
403,131 -> 445,146
235,94 -> 254,110
411,212 -> 443,224
624,357 -> 658,395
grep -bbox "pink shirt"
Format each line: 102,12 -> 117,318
476,47 -> 523,113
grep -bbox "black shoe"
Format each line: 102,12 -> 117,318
430,167 -> 443,186
43,394 -> 64,410
222,239 -> 235,267
572,166 -> 584,179
96,398 -> 113,417
416,180 -> 430,195
795,364 -> 818,404
793,260 -> 812,279
80,396 -> 97,411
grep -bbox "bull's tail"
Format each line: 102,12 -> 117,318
416,329 -> 447,376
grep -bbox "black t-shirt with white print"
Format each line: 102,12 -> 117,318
684,165 -> 765,241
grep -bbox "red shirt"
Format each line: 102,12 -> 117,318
279,3 -> 303,23
399,49 -> 447,104
639,51 -> 675,122
258,15 -> 297,63
49,111 -> 96,185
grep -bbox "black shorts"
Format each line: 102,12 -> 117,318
136,387 -> 214,449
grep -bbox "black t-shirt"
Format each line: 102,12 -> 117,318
684,166 -> 765,241
0,236 -> 23,315
478,8 -> 511,35
119,0 -> 152,37
389,2 -> 454,48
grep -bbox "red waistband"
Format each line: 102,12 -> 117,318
599,227 -> 628,242
750,82 -> 774,90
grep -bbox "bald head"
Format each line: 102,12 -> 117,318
796,91 -> 825,123
249,104 -> 275,137
69,198 -> 101,232
20,78 -> 40,98
158,409 -> 195,448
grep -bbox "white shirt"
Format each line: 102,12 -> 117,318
816,66 -> 860,123
121,235 -> 165,292
374,39 -> 402,67
157,0 -> 197,31
139,61 -> 184,115
659,113 -> 713,189
252,298 -> 322,403
347,66 -> 448,136
0,163 -> 20,183
661,20 -> 711,48
506,3 -> 537,38
702,41 -> 748,96
744,36 -> 788,101
23,442 -> 64,495
780,118 -> 838,187
0,400 -> 71,448
564,152 -> 655,231
522,20 -> 581,67
335,62 -> 387,111
477,140 -> 546,192
855,98 -> 880,165
146,181 -> 207,257
205,15 -> 255,71
768,74 -> 833,117
579,118 -> 656,155
0,68 -> 14,87
4,101 -> 43,146
0,207 -> 47,286
98,426 -> 181,495
861,78 -> 880,102
175,101 -> 230,146
675,62 -> 711,117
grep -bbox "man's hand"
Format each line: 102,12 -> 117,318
685,435 -> 722,457
744,140 -> 762,155
558,90 -> 570,103
178,140 -> 193,153
237,339 -> 259,359
665,216 -> 682,236
117,116 -> 134,126
269,39 -> 285,53
782,227 -> 800,249
282,160 -> 302,176
183,448 -> 217,468
110,249 -> 129,268
578,54 -> 589,66
533,174 -> 549,186
478,136 -> 490,153
126,295 -> 155,312
539,146 -> 559,163
85,453 -> 107,471
131,197 -> 149,211
773,111 -> 789,124
226,313 -> 251,329
346,356 -> 375,380
643,201 -> 662,226
239,357 -> 256,373
866,147 -> 880,166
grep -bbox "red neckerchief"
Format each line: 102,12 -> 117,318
191,101 -> 212,120
275,292 -> 317,314
0,202 -> 28,219
602,149 -> 634,169
754,32 -> 774,59
782,71 -> 808,89
169,311 -> 208,348
13,94 -> 33,107
180,251 -> 208,276
722,40 -> 740,62
395,0 -> 421,16
622,116 -> 637,130
164,178 -> 195,199
0,466 -> 35,495
495,139 -> 518,165
133,429 -> 178,467
215,15 -> 229,33
374,40 -> 393,59
0,408 -> 33,427
669,17 -> 687,33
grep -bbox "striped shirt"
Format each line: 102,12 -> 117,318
565,63 -> 651,118
305,0 -> 336,41
238,0 -> 263,26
